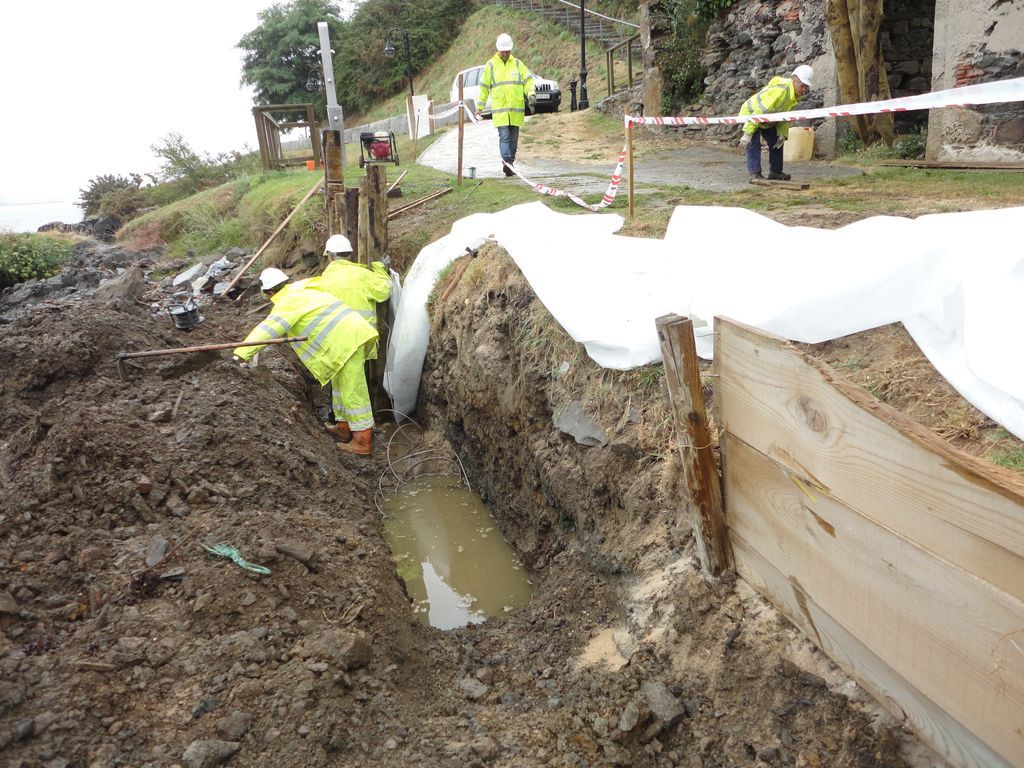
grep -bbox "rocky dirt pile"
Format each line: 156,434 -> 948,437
1,240 -> 927,767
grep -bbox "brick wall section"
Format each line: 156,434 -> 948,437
928,0 -> 1024,161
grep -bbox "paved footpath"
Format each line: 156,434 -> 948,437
417,118 -> 861,197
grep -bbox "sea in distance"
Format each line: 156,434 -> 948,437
0,200 -> 82,233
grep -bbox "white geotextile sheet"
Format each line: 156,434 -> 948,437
384,201 -> 1024,440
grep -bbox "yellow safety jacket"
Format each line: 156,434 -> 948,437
310,260 -> 392,360
233,281 -> 378,386
739,76 -> 799,138
478,53 -> 536,128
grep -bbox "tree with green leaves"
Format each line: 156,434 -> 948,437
78,174 -> 144,217
332,0 -> 473,115
237,0 -> 345,118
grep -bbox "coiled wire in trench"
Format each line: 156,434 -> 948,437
373,408 -> 472,514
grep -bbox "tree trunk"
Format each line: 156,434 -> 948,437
858,0 -> 895,145
825,0 -> 894,146
826,0 -> 870,142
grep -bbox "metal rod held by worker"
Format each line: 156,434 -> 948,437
116,336 -> 309,361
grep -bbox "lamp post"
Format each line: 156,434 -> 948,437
383,28 -> 414,99
578,0 -> 589,110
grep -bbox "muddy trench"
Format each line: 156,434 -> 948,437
0,243 -> 929,768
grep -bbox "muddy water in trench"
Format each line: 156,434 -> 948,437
382,476 -> 533,630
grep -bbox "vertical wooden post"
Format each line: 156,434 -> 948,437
307,105 -> 322,169
361,165 -> 391,419
409,94 -> 420,163
606,49 -> 614,98
323,129 -> 345,236
253,110 -> 269,171
357,166 -> 388,266
627,118 -> 635,219
368,299 -> 392,421
344,187 -> 360,261
656,313 -> 732,580
627,37 -> 634,88
457,73 -> 465,188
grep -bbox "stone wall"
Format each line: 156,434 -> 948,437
640,0 -> 1023,160
881,0 -> 935,134
643,0 -> 838,154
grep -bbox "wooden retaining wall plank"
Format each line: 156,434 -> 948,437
714,317 -> 1024,602
724,434 -> 1023,766
731,527 -> 1012,768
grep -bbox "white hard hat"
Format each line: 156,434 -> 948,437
325,234 -> 353,254
793,65 -> 814,87
259,267 -> 289,292
496,33 -> 513,52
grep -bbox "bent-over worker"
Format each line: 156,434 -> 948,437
738,65 -> 814,182
477,33 -> 536,177
233,267 -> 379,456
312,234 -> 393,443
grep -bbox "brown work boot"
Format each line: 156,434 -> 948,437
768,171 -> 792,181
337,428 -> 372,456
324,421 -> 352,443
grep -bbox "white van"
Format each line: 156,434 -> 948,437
450,65 -> 562,118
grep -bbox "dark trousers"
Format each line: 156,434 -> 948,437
746,125 -> 784,176
497,125 -> 520,165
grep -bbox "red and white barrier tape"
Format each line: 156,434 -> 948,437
496,76 -> 1024,212
505,145 -> 628,212
627,75 -> 1024,127
431,101 -> 481,123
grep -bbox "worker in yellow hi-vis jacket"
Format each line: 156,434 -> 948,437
477,32 -> 536,176
310,234 -> 392,443
233,267 -> 378,456
738,65 -> 814,183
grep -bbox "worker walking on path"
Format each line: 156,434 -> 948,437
312,234 -> 392,443
233,267 -> 379,456
477,33 -> 536,177
738,65 -> 814,182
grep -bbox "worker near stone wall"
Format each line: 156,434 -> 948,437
738,65 -> 814,182
312,234 -> 392,444
233,267 -> 379,457
477,33 -> 536,177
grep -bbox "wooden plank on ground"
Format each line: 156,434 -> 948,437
880,160 -> 1024,171
713,317 -> 1024,601
749,178 -> 810,190
724,434 -> 1023,767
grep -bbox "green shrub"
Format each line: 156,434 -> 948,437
78,173 -> 144,218
893,127 -> 927,159
836,130 -> 862,156
99,186 -> 149,220
0,233 -> 74,290
659,0 -> 711,112
695,0 -> 737,19
837,127 -> 928,161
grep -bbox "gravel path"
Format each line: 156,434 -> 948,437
417,118 -> 862,195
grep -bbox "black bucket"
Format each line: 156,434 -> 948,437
169,300 -> 203,330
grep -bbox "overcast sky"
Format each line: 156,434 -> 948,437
0,1 -> 355,205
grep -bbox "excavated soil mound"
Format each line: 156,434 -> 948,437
1,242 -> 922,767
